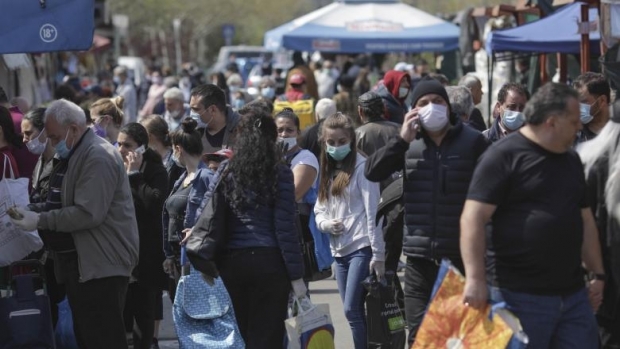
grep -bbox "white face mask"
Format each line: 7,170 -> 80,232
419,103 -> 449,132
278,137 -> 297,151
166,109 -> 182,120
399,87 -> 409,99
26,131 -> 47,155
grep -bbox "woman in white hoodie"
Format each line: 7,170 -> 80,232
314,112 -> 385,349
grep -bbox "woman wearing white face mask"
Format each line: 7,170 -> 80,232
22,108 -> 55,203
275,108 -> 319,202
483,83 -> 529,143
20,107 -> 66,328
275,109 -> 334,282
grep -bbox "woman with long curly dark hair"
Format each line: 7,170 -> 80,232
190,103 -> 305,348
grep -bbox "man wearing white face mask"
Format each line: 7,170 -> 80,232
163,87 -> 190,131
573,72 -> 611,146
365,78 -> 489,346
483,83 -> 529,143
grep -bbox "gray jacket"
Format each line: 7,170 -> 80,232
38,129 -> 139,282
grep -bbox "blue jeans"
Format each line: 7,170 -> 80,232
335,247 -> 372,349
489,287 -> 598,349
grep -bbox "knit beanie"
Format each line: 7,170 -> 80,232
409,78 -> 451,111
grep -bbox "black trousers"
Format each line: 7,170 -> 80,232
220,247 -> 291,349
124,282 -> 158,349
56,253 -> 129,349
404,256 -> 463,346
598,315 -> 620,349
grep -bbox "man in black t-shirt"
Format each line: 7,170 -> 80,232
460,83 -> 606,348
189,84 -> 240,155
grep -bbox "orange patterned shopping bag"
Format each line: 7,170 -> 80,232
412,260 -> 527,349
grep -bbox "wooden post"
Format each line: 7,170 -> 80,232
580,3 -> 591,73
540,54 -> 548,84
598,0 -> 608,55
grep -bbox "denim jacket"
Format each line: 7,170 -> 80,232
162,162 -> 214,258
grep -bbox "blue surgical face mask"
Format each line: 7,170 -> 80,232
55,130 -> 72,159
326,143 -> 351,161
190,111 -> 209,129
26,130 -> 47,155
113,76 -> 121,85
261,87 -> 276,99
501,109 -> 525,131
580,103 -> 594,124
233,98 -> 245,110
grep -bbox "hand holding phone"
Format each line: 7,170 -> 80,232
401,108 -> 420,143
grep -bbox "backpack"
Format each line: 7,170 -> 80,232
273,97 -> 315,131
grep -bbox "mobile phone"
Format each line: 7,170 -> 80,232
135,145 -> 145,154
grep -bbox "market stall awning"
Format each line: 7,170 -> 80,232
486,2 -> 600,55
264,0 -> 459,53
0,0 -> 94,54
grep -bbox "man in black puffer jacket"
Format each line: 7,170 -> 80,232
365,79 -> 489,346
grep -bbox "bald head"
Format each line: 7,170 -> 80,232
459,74 -> 483,105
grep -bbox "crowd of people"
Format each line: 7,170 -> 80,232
0,52 -> 618,349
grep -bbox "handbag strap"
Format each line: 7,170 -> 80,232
2,153 -> 15,180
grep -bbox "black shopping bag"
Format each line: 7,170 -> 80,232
363,272 -> 406,349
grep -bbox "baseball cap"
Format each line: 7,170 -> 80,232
290,74 -> 306,85
203,148 -> 234,163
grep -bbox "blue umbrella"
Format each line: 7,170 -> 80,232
264,0 -> 459,53
0,0 -> 95,54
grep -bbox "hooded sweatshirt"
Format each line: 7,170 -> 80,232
376,70 -> 411,124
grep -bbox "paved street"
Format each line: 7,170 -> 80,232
156,269 -> 405,349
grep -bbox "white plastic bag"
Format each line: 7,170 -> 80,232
0,155 -> 43,266
285,297 -> 335,349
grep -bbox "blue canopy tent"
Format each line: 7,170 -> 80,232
0,0 -> 95,54
264,0 -> 459,53
486,2 -> 600,55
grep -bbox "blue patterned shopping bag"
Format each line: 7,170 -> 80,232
173,266 -> 244,349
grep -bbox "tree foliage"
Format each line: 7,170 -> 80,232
107,0 -> 312,65
405,0 -> 513,15
106,0 -> 512,66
